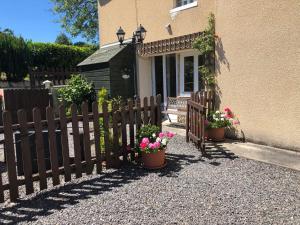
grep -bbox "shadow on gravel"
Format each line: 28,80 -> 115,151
0,152 -> 200,224
204,142 -> 238,162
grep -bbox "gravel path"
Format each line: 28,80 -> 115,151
0,135 -> 299,225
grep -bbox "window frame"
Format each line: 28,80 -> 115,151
170,0 -> 198,14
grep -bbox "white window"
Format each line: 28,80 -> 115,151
170,0 -> 198,14
176,0 -> 194,7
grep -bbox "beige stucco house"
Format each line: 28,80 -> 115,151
95,0 -> 300,151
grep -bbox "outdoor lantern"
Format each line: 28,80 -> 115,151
116,26 -> 125,44
135,24 -> 147,43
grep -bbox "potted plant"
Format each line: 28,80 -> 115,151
206,107 -> 239,142
136,125 -> 175,169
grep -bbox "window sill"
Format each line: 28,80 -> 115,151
169,1 -> 198,14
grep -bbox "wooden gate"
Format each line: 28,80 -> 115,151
186,92 -> 207,153
0,95 -> 161,203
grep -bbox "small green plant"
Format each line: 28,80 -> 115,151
193,13 -> 216,89
136,125 -> 161,143
58,75 -> 96,107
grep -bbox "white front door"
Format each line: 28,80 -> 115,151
179,52 -> 199,96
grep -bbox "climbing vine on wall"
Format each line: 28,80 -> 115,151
192,13 -> 216,89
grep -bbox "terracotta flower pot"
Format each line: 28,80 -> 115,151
141,149 -> 166,169
208,127 -> 225,142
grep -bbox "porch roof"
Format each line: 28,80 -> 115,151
138,32 -> 202,56
78,44 -> 126,66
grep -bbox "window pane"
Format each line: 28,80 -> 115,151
184,56 -> 194,92
176,0 -> 194,7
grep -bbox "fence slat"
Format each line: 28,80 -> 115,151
120,105 -> 128,162
143,97 -> 149,125
18,110 -> 34,194
3,111 -> 19,201
46,107 -> 60,186
186,103 -> 190,142
112,112 -> 120,168
82,102 -> 93,174
156,95 -> 162,130
150,96 -> 156,125
92,102 -> 102,174
0,174 -> 3,203
59,105 -> 71,182
136,97 -> 142,131
33,108 -> 47,190
102,102 -> 111,168
71,104 -> 82,178
128,100 -> 135,160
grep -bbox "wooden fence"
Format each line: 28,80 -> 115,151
186,92 -> 210,153
2,89 -> 50,124
0,95 -> 161,203
29,67 -> 80,87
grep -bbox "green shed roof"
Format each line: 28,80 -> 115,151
78,44 -> 126,66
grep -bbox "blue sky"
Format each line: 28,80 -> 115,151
0,0 -> 84,43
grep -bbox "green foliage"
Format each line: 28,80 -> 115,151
0,28 -> 97,81
58,75 -> 96,107
28,42 -> 96,68
0,30 -> 29,81
136,125 -> 160,143
192,13 -> 216,88
207,111 -> 231,129
55,33 -> 72,45
97,88 -> 108,106
51,0 -> 98,42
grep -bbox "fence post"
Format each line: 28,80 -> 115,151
120,104 -> 128,163
102,101 -> 111,168
3,111 -> 19,202
82,102 -> 93,174
156,94 -> 162,130
112,111 -> 121,168
143,97 -> 149,125
128,100 -> 135,161
46,107 -> 60,186
92,101 -> 102,174
33,108 -> 48,190
150,96 -> 155,125
71,104 -> 82,178
186,101 -> 190,143
18,109 -> 34,194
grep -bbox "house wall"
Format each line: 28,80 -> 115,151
137,56 -> 152,100
215,0 -> 300,151
98,0 -> 215,46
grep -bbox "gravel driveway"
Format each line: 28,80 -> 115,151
0,135 -> 299,225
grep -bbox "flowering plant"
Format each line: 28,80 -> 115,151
138,131 -> 175,154
136,125 -> 175,153
206,107 -> 239,129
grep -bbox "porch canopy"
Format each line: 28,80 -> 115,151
138,32 -> 202,56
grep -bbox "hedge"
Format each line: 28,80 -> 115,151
0,31 -> 97,81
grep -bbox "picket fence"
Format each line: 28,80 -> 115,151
0,95 -> 161,202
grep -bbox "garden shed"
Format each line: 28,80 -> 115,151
77,44 -> 135,99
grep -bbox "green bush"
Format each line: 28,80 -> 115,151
0,31 -> 29,81
0,30 -> 97,81
136,125 -> 160,143
58,75 -> 96,107
28,42 -> 96,68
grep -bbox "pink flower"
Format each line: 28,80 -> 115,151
141,137 -> 150,145
159,132 -> 165,139
233,120 -> 240,125
140,142 -> 147,150
166,131 -> 175,138
224,107 -> 231,112
154,142 -> 161,149
148,143 -> 155,149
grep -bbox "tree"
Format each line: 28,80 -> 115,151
55,33 -> 72,45
51,0 -> 98,43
